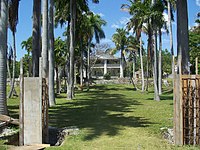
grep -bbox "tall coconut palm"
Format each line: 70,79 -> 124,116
85,13 -> 106,91
154,0 -> 166,95
32,0 -> 41,77
124,0 -> 152,92
126,35 -> 141,90
49,0 -> 55,106
112,28 -> 129,78
42,0 -> 48,78
67,0 -> 76,99
0,0 -> 8,115
54,0 -> 100,99
151,0 -> 160,101
7,0 -> 20,98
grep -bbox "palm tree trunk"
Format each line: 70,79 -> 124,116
8,32 -> 16,98
152,41 -> 160,101
151,0 -> 160,101
153,31 -> 160,101
7,58 -> 12,86
42,0 -> 48,78
177,0 -> 189,74
55,65 -> 59,94
120,47 -> 124,78
49,0 -> 55,106
158,29 -> 162,95
63,65 -> 67,92
67,0 -> 76,99
140,36 -> 145,92
58,67 -> 62,93
167,0 -> 174,79
0,0 -> 8,115
32,0 -> 41,77
87,41 -> 91,91
80,48 -> 83,89
146,58 -> 149,91
132,52 -> 136,79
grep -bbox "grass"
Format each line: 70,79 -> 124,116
3,84 -> 200,149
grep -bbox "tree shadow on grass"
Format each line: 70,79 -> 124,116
7,105 -> 19,119
49,84 -> 154,141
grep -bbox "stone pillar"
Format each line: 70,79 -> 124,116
24,77 -> 42,145
104,60 -> 107,75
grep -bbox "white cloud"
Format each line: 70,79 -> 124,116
97,13 -> 105,17
119,17 -> 130,25
100,38 -> 112,44
161,28 -> 167,33
196,0 -> 200,6
111,17 -> 130,29
163,12 -> 168,23
128,28 -> 134,34
91,11 -> 105,17
111,24 -> 120,29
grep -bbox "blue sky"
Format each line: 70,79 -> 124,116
8,0 -> 200,60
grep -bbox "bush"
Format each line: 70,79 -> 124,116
103,73 -> 111,80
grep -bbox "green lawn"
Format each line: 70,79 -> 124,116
3,84 -> 200,149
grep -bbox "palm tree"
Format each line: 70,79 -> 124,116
126,35 -> 141,90
32,0 -> 41,77
54,37 -> 67,94
42,0 -> 48,78
7,0 -> 20,98
151,0 -> 160,101
54,0 -> 100,99
112,28 -> 128,78
49,0 -> 55,106
177,0 -> 189,74
154,0 -> 166,95
124,0 -> 153,92
21,37 -> 32,76
67,0 -> 76,99
85,13 -> 106,90
0,0 -> 8,115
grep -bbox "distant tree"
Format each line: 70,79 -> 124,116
54,37 -> 67,94
112,28 -> 129,78
21,37 -> 32,76
162,49 -> 172,75
189,13 -> 200,74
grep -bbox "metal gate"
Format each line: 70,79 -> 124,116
181,75 -> 200,145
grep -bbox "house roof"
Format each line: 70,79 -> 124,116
91,53 -> 119,60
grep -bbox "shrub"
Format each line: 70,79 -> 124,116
103,73 -> 111,80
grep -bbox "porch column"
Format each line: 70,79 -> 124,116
104,60 -> 107,75
120,59 -> 123,78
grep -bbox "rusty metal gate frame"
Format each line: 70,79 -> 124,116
181,75 -> 200,145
